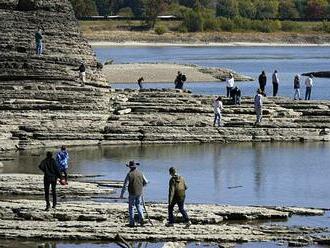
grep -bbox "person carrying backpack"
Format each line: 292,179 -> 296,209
174,71 -> 186,89
166,167 -> 191,228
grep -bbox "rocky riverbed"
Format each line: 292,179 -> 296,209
0,174 -> 329,247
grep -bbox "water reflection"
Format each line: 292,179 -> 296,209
1,142 -> 330,208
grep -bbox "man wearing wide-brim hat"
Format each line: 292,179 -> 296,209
120,160 -> 148,227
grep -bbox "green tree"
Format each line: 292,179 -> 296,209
144,0 -> 169,27
306,0 -> 328,18
69,0 -> 98,18
182,8 -> 204,31
279,0 -> 299,18
294,0 -> 308,18
95,0 -> 112,16
216,0 -> 239,18
238,0 -> 256,18
254,0 -> 279,19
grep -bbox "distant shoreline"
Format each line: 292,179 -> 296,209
91,41 -> 330,47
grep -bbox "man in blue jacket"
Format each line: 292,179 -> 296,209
56,146 -> 69,184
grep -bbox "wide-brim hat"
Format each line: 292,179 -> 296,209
126,160 -> 140,168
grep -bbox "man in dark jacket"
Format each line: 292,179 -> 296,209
120,160 -> 148,227
258,71 -> 267,95
167,167 -> 191,228
39,151 -> 62,211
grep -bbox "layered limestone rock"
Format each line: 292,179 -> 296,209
0,199 -> 328,246
2,87 -> 330,151
103,89 -> 330,145
0,174 -> 328,246
0,0 -> 110,151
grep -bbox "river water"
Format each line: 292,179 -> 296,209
94,46 -> 330,99
1,46 -> 330,247
3,142 -> 330,209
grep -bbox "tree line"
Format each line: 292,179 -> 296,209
70,0 -> 330,19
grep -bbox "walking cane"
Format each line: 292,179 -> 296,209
141,195 -> 154,226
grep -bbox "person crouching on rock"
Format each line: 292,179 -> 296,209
56,146 -> 69,184
39,151 -> 62,211
166,167 -> 191,228
137,77 -> 144,89
174,71 -> 186,89
120,160 -> 148,227
212,96 -> 224,127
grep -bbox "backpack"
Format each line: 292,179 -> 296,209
174,176 -> 186,199
181,74 -> 187,82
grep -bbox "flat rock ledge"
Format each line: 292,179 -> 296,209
0,174 -> 115,199
0,174 -> 328,246
2,89 -> 330,152
0,199 -> 329,247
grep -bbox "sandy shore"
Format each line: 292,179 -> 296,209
103,63 -> 253,83
92,41 -> 330,47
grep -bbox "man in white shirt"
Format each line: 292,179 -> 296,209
272,70 -> 279,96
213,96 -> 224,127
226,73 -> 234,98
254,89 -> 263,125
305,75 -> 313,100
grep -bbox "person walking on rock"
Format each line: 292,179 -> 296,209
35,28 -> 43,55
254,89 -> 263,126
305,74 -> 314,100
272,70 -> 279,96
213,96 -> 224,127
226,73 -> 235,97
293,74 -> 301,100
39,151 -> 62,211
174,71 -> 186,89
137,77 -> 144,89
120,160 -> 148,227
166,167 -> 191,228
56,146 -> 69,184
79,62 -> 86,86
258,71 -> 267,95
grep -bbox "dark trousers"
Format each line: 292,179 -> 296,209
62,169 -> 68,182
305,87 -> 312,100
44,177 -> 57,207
168,198 -> 189,224
260,84 -> 266,93
273,83 -> 278,96
226,87 -> 232,97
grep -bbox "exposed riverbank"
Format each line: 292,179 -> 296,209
0,174 -> 329,246
84,30 -> 330,46
103,63 -> 253,83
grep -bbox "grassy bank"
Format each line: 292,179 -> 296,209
81,19 -> 330,44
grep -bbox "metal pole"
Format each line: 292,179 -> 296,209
141,195 -> 154,226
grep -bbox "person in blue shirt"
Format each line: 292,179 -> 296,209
56,146 -> 69,184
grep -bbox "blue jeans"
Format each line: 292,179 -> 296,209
36,42 -> 43,55
214,113 -> 221,127
128,195 -> 144,225
168,198 -> 189,224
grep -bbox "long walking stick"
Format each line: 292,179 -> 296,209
141,195 -> 154,226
